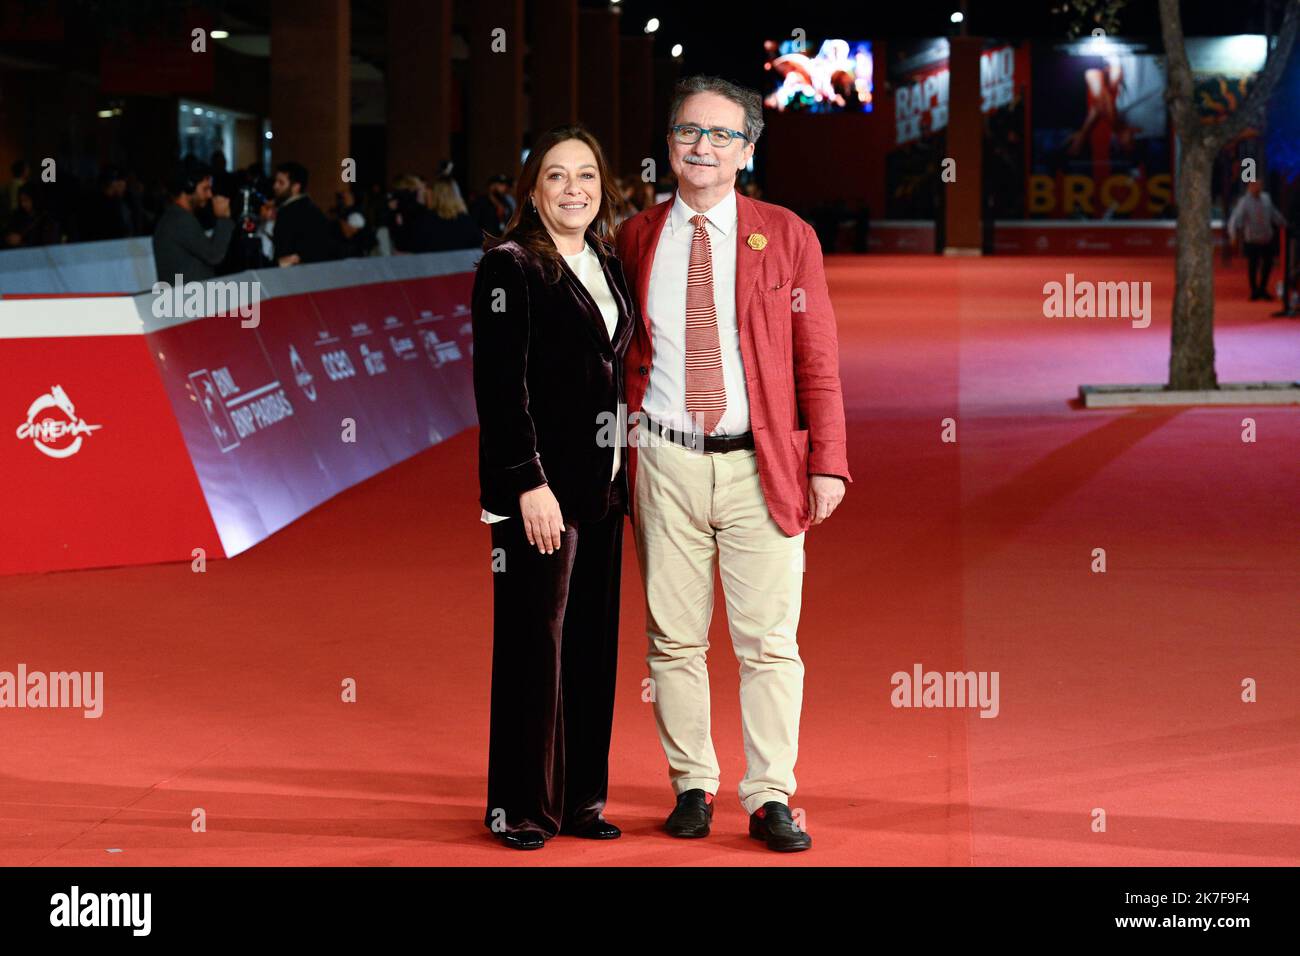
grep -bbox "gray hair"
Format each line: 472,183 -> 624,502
668,75 -> 764,145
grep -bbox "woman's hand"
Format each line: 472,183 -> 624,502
519,484 -> 564,554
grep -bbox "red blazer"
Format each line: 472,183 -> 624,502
615,192 -> 851,537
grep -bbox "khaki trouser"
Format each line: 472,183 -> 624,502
633,435 -> 806,815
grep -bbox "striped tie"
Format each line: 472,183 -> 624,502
684,213 -> 726,435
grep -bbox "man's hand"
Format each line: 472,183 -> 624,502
211,195 -> 231,219
808,475 -> 845,526
520,484 -> 565,554
277,253 -> 301,267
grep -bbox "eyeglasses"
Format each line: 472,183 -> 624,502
671,124 -> 749,147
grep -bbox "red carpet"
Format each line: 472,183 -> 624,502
2,255 -> 1297,866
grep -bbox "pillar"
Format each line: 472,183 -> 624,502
618,34 -> 654,180
270,0 -> 350,203
386,0 -> 451,185
651,54 -> 682,191
467,0 -> 525,193
577,8 -> 619,175
943,35 -> 983,255
531,0 -> 578,136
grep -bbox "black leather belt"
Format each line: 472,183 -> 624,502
643,414 -> 754,453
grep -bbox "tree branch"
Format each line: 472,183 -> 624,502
1209,0 -> 1300,150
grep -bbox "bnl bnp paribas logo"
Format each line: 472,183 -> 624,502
14,385 -> 103,459
188,366 -> 294,453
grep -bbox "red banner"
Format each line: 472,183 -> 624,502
1,257 -> 479,576
146,272 -> 476,560
2,329 -> 221,576
993,223 -> 1223,255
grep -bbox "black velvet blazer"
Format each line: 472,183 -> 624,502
470,232 -> 635,524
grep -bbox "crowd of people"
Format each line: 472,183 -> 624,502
0,150 -> 684,284
5,147 -> 1297,301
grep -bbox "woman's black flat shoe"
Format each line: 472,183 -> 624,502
567,818 -> 622,839
499,830 -> 547,850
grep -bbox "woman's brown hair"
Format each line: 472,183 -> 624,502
484,125 -> 622,282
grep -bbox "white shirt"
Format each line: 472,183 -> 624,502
1227,192 -> 1286,245
643,188 -> 750,436
481,242 -> 620,523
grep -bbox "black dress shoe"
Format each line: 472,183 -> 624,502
566,817 -> 622,839
665,789 -> 714,838
748,802 -> 811,852
498,829 -> 546,850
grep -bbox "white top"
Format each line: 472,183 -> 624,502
642,188 -> 750,436
481,242 -> 620,524
1227,192 -> 1285,245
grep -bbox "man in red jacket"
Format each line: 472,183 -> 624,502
615,75 -> 850,852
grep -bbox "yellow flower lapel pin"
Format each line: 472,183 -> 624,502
746,233 -> 768,251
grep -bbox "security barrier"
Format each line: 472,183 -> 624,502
1,250 -> 479,575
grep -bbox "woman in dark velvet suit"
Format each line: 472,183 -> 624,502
471,125 -> 635,850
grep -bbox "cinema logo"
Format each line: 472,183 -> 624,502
50,886 -> 150,936
151,273 -> 261,328
891,663 -> 999,718
1042,273 -> 1152,328
15,385 -> 102,459
1,664 -> 104,718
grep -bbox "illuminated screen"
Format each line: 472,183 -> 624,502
763,38 -> 873,113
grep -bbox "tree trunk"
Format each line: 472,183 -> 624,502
1158,0 -> 1300,391
1168,138 -> 1218,390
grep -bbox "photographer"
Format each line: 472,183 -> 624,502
152,165 -> 234,283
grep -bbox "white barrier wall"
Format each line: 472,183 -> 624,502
0,237 -> 158,295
